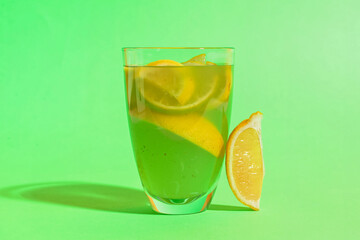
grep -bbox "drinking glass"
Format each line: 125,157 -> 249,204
123,47 -> 234,214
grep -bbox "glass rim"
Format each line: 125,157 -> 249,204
122,47 -> 234,50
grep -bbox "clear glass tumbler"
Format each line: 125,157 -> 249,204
123,47 -> 234,214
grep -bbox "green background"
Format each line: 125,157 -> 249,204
1,0 -> 359,239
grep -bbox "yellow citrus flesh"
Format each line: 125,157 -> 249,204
226,112 -> 264,210
219,66 -> 232,101
174,77 -> 195,105
206,61 -> 217,65
131,109 -> 224,157
182,54 -> 206,66
207,65 -> 232,109
139,59 -> 194,106
139,58 -> 216,112
182,54 -> 217,66
147,59 -> 183,67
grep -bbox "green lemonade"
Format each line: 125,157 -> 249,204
125,58 -> 233,204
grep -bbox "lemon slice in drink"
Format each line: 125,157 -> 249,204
182,54 -> 207,66
139,60 -> 194,105
138,59 -> 216,112
207,65 -> 232,109
206,61 -> 217,65
182,54 -> 217,66
130,108 -> 224,157
182,54 -> 232,109
217,65 -> 232,102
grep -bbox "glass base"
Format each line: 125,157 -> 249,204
146,190 -> 215,215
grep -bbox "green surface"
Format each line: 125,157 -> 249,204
0,0 -> 359,239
